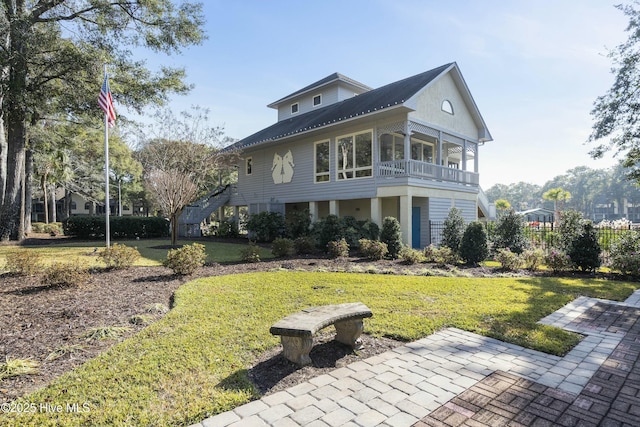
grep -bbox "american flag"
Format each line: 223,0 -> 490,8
98,73 -> 116,127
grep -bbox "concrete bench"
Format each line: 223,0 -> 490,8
269,302 -> 373,366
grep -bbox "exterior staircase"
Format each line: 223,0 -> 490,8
477,187 -> 495,220
178,184 -> 232,237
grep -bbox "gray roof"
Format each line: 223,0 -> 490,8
267,72 -> 373,108
225,63 -> 456,152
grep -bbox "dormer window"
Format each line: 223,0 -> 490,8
441,100 -> 454,115
313,94 -> 322,107
291,103 -> 299,114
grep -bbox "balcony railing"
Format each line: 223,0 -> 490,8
377,160 -> 479,186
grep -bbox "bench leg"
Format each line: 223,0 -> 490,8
280,336 -> 313,366
334,319 -> 364,349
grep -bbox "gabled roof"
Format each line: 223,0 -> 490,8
225,63 -> 490,152
267,72 -> 372,109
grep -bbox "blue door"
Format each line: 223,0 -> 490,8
412,207 -> 420,248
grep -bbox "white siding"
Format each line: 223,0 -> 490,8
409,73 -> 479,140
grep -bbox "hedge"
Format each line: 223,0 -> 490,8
63,216 -> 169,239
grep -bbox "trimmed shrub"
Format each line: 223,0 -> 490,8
272,237 -> 294,258
240,242 -> 261,263
359,239 -> 388,260
293,236 -> 316,255
399,247 -> 423,264
495,248 -> 523,271
442,207 -> 465,254
63,216 -> 169,239
245,211 -> 285,242
609,230 -> 640,275
459,221 -> 488,265
98,243 -> 140,269
313,215 -> 345,249
163,243 -> 207,275
492,210 -> 529,254
521,248 -> 545,271
568,222 -> 601,272
215,219 -> 239,238
380,217 -> 403,259
42,263 -> 89,287
327,238 -> 349,259
545,249 -> 573,273
285,209 -> 312,239
556,210 -> 583,252
5,249 -> 43,276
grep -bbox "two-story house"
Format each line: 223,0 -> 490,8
180,62 -> 493,247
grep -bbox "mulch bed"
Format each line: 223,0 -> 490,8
0,236 -> 624,402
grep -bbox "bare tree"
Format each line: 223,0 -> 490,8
145,168 -> 197,245
138,138 -> 236,245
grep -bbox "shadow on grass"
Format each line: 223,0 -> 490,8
481,276 -> 637,356
220,340 -> 356,395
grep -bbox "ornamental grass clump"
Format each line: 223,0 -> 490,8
358,239 -> 388,260
399,247 -> 423,264
42,263 -> 89,287
327,238 -> 349,259
5,249 -> 43,276
163,243 -> 207,275
98,243 -> 141,269
0,357 -> 39,380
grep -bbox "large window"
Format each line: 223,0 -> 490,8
337,130 -> 372,180
380,133 -> 404,162
411,136 -> 436,163
315,140 -> 330,183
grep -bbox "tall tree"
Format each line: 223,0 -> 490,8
0,1 -> 205,241
589,2 -> 640,183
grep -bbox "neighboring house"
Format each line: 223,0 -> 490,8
31,188 -> 138,223
518,208 -> 555,224
183,63 -> 493,247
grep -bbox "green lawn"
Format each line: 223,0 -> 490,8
2,271 -> 636,427
0,239 -> 273,269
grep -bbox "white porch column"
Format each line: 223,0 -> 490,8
437,130 -> 443,166
474,143 -> 479,174
404,122 -> 411,162
218,207 -> 224,221
329,200 -> 339,216
370,197 -> 382,227
233,206 -> 239,222
309,201 -> 319,223
399,195 -> 412,246
462,140 -> 467,171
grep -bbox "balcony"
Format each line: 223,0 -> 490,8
376,160 -> 479,186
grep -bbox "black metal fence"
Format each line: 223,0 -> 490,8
429,221 -> 637,263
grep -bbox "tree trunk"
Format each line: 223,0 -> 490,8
0,105 -> 6,203
24,145 -> 33,233
42,174 -> 49,224
0,13 -> 29,241
49,184 -> 56,223
171,212 -> 178,246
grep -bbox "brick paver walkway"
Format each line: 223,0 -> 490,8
193,290 -> 640,427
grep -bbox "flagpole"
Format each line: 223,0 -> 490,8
104,64 -> 111,248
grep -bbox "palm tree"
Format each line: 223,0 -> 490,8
542,187 -> 571,224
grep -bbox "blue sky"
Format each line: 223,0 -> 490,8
132,0 -> 629,189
